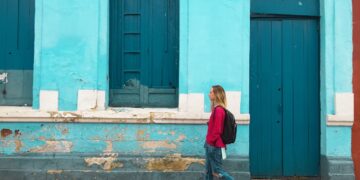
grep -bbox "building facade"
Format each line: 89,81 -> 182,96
0,0 -> 356,179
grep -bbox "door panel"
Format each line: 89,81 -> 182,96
250,20 -> 283,176
250,18 -> 320,177
282,20 -> 320,176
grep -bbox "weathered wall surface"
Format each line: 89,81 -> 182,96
33,0 -> 109,111
0,123 -> 248,156
320,0 -> 353,156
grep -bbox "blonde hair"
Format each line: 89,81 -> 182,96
211,85 -> 227,110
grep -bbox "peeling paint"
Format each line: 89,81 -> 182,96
38,136 -> 46,141
61,128 -> 69,135
15,140 -> 23,152
104,140 -> 113,153
48,111 -> 82,122
149,112 -> 155,123
1,129 -> 12,138
136,129 -> 149,141
84,155 -> 123,171
55,124 -> 69,135
14,130 -> 21,137
47,170 -> 63,174
30,141 -> 73,153
176,134 -> 186,142
141,141 -> 177,151
116,133 -> 124,141
146,154 -> 205,172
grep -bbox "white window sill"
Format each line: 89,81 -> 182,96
327,115 -> 354,126
0,106 -> 250,124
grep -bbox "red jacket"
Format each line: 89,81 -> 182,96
206,106 -> 226,148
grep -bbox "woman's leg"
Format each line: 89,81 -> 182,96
210,147 -> 234,180
205,144 -> 213,180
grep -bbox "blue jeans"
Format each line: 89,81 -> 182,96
204,143 -> 234,180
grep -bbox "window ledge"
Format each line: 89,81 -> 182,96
0,107 -> 250,124
327,115 -> 354,126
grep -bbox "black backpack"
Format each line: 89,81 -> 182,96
215,107 -> 237,144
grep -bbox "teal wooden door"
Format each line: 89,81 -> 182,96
250,18 -> 320,177
110,0 -> 179,107
0,0 -> 34,106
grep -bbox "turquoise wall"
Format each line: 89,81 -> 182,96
326,126 -> 352,157
33,0 -> 109,111
33,0 -> 250,113
320,0 -> 353,156
0,123 -> 249,157
25,0 -> 353,162
180,0 -> 250,113
16,0 -> 254,158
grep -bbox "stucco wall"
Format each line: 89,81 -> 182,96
179,0 -> 250,113
320,0 -> 353,157
0,123 -> 249,157
33,0 -> 109,111
7,0 -> 354,164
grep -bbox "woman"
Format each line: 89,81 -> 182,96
204,85 -> 234,180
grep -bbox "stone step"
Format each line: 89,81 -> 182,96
328,159 -> 355,174
327,174 -> 355,180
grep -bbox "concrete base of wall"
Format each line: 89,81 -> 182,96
0,154 -> 250,180
321,156 -> 355,180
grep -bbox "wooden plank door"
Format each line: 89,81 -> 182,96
250,18 -> 320,177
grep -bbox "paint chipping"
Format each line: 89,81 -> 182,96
141,141 -> 177,150
14,130 -> 21,137
30,141 -> 73,153
146,154 -> 205,172
149,112 -> 155,123
55,125 -> 69,135
136,129 -> 149,141
39,136 -> 46,141
47,170 -> 63,174
15,140 -> 23,152
1,129 -> 12,138
176,134 -> 186,142
48,111 -> 82,122
62,129 -> 69,135
84,156 -> 123,171
104,140 -> 113,153
116,133 -> 124,141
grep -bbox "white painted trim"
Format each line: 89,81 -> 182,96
187,93 -> 204,113
335,93 -> 354,116
96,91 -> 106,110
226,91 -> 241,114
39,90 -> 58,111
78,90 -> 106,111
327,93 -> 354,126
178,94 -> 188,112
78,90 -> 97,111
327,115 -> 354,126
0,107 -> 250,124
